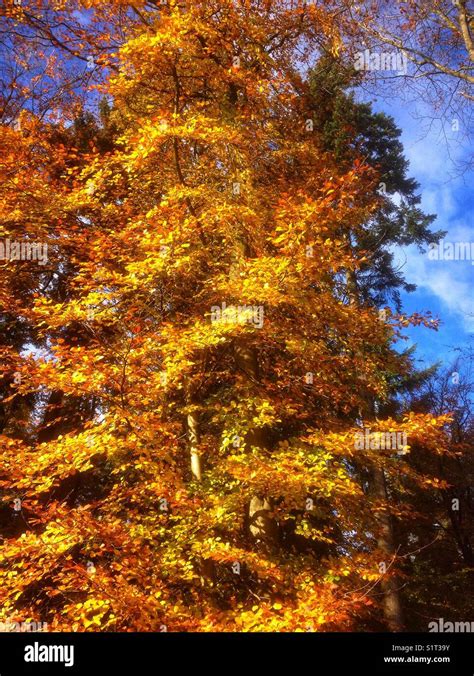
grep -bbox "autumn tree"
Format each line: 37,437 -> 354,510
330,0 -> 474,169
0,0 -> 450,632
397,353 -> 474,628
339,0 -> 474,104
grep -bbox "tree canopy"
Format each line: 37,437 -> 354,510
0,0 -> 471,633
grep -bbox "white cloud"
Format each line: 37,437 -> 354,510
368,96 -> 473,339
394,244 -> 474,332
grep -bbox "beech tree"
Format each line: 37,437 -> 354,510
331,0 -> 474,168
400,355 -> 474,627
340,0 -> 474,103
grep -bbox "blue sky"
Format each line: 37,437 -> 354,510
368,95 -> 473,370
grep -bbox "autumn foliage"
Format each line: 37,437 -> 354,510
0,1 -> 463,633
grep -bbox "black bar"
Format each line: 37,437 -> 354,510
0,632 -> 471,675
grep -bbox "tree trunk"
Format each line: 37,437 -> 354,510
188,409 -> 202,481
185,375 -> 202,481
234,338 -> 279,546
348,266 -> 404,630
373,466 -> 405,631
